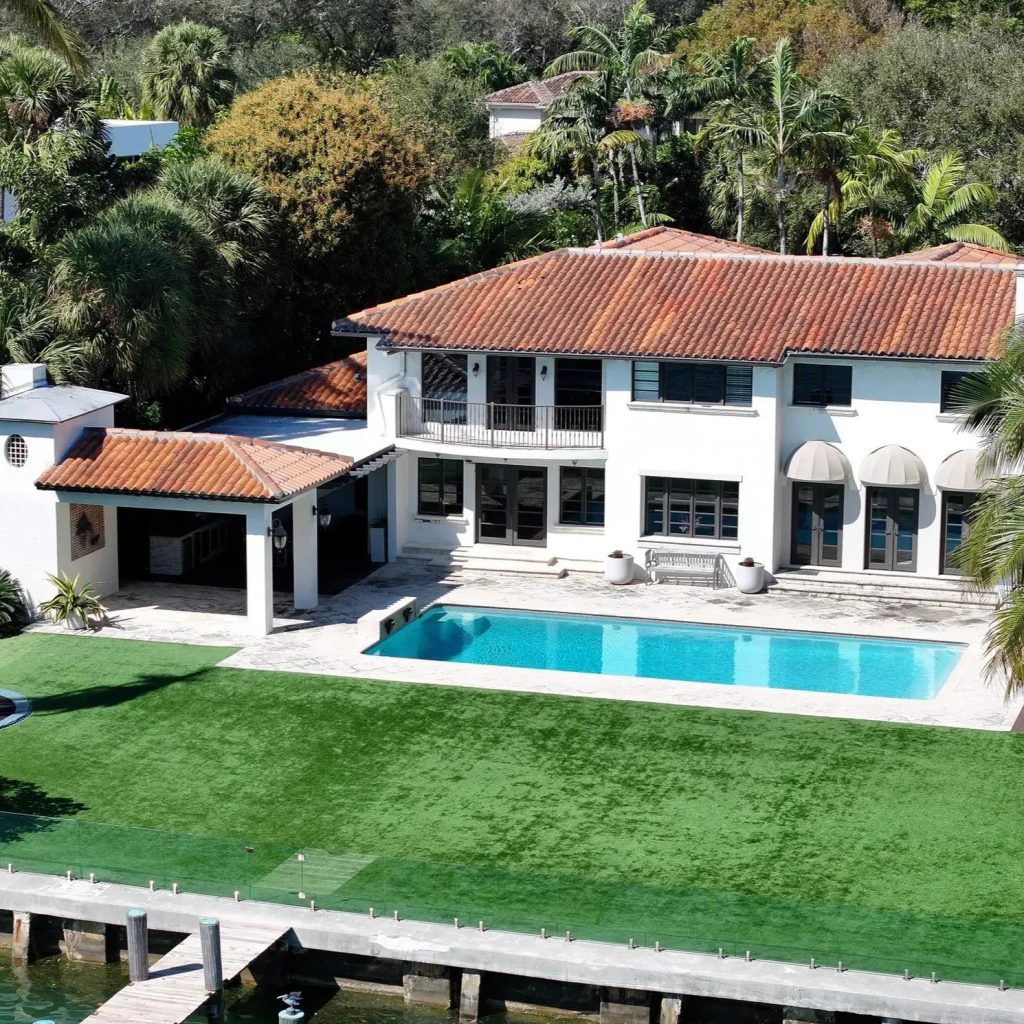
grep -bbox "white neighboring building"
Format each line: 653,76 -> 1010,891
483,72 -> 591,141
330,228 -> 1022,583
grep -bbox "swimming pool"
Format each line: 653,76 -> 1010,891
365,605 -> 963,699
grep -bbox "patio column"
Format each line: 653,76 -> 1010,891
245,505 -> 274,635
292,496 -> 318,612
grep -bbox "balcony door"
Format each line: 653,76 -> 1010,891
866,488 -> 918,572
487,356 -> 535,431
791,483 -> 843,567
554,358 -> 602,432
477,465 -> 546,546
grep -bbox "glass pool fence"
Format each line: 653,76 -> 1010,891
0,810 -> 1020,990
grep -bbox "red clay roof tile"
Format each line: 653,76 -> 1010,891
889,241 -> 1022,267
36,428 -> 352,502
602,226 -> 776,256
484,72 -> 592,106
229,351 -> 366,417
336,249 -> 1015,363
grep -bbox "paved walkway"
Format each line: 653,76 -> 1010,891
31,563 -> 1016,730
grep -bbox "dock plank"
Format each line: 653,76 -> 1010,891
80,922 -> 284,1023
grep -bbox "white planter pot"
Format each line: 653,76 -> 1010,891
605,554 -> 634,585
64,610 -> 87,631
369,527 -> 387,563
734,562 -> 765,595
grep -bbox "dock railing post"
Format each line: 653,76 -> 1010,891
126,909 -> 149,982
200,917 -> 224,1022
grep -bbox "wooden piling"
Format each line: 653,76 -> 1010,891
127,909 -> 149,982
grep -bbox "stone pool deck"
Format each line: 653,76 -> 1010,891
29,563 -> 1015,730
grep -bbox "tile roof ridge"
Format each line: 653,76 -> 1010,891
225,435 -> 294,500
228,351 -> 366,405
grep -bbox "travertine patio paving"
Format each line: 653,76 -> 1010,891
31,563 -> 1015,730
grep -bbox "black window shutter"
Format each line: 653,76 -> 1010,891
725,365 -> 753,406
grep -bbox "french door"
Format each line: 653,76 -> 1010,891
487,356 -> 535,431
941,491 -> 978,575
791,483 -> 844,567
477,465 -> 547,546
865,488 -> 919,572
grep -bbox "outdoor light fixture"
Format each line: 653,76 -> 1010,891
270,519 -> 288,551
313,505 -> 332,528
472,361 -> 480,376
540,364 -> 549,380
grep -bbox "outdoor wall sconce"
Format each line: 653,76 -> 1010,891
540,364 -> 549,380
313,505 -> 332,528
269,519 -> 289,551
471,361 -> 480,376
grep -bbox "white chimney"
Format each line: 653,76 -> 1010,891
1,363 -> 48,398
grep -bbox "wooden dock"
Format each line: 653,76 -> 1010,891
79,922 -> 284,1024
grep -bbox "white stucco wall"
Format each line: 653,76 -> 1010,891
373,344 -> 990,579
488,106 -> 544,138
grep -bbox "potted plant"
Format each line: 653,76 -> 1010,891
734,556 -> 765,595
605,549 -> 634,585
38,573 -> 106,630
369,515 -> 387,563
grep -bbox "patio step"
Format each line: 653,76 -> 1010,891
400,545 -> 568,578
770,568 -> 998,608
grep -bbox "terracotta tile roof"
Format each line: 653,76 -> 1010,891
890,241 -> 1022,267
336,249 -> 1015,363
602,226 -> 776,256
484,72 -> 592,106
36,428 -> 352,502
228,351 -> 366,417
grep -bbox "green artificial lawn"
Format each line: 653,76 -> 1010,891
1,632 -> 1023,984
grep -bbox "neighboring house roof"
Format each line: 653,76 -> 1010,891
0,385 -> 126,424
228,351 -> 367,417
335,247 -> 1015,363
484,72 -> 593,107
36,428 -> 352,502
602,226 -> 776,256
889,241 -> 1022,267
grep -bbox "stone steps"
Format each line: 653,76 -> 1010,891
400,546 -> 568,578
770,569 -> 997,608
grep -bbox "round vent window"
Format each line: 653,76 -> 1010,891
4,434 -> 27,468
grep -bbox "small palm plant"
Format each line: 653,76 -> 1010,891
38,572 -> 106,630
0,568 -> 28,635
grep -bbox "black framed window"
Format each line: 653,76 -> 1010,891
559,467 -> 605,526
632,361 -> 752,406
940,370 -> 975,413
643,477 -> 739,539
792,363 -> 852,407
422,353 -> 468,424
417,458 -> 464,516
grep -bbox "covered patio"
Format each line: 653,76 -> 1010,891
36,427 -> 356,635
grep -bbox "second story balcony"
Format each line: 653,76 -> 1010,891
397,393 -> 604,451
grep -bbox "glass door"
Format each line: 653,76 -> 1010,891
487,356 -> 535,431
941,491 -> 978,575
791,483 -> 844,567
476,466 -> 547,546
866,488 -> 918,572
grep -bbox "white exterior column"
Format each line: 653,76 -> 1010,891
245,505 -> 274,635
292,496 -> 318,611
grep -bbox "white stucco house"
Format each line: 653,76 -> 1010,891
483,72 -> 592,141
0,228 -> 1019,635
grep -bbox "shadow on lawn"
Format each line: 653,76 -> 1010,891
29,667 -> 208,716
0,777 -> 87,851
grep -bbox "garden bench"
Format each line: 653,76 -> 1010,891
644,549 -> 724,588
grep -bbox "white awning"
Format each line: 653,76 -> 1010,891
935,449 -> 990,491
784,441 -> 852,483
859,445 -> 927,487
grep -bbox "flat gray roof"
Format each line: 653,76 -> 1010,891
0,385 -> 127,423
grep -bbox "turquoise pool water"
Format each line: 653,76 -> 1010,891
366,605 -> 963,699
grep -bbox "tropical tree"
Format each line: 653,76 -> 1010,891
726,38 -> 849,254
140,21 -> 236,127
895,154 -> 1010,252
2,0 -> 88,72
545,0 -> 681,229
439,42 -> 527,92
952,331 -> 1024,694
691,36 -> 767,243
0,567 -> 28,635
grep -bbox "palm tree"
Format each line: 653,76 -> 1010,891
895,154 -> 1010,252
439,42 -> 527,92
140,21 -> 235,127
691,37 -> 767,243
3,0 -> 88,72
952,331 -> 1024,694
725,38 -> 849,254
546,0 -> 681,229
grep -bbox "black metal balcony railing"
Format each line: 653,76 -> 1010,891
398,394 -> 604,449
